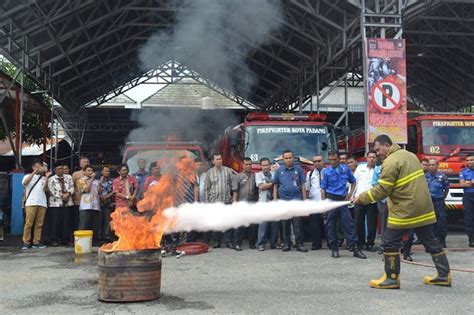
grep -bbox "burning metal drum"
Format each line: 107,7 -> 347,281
98,248 -> 162,302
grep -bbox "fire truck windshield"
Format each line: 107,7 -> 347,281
244,125 -> 336,163
421,120 -> 474,155
124,149 -> 201,174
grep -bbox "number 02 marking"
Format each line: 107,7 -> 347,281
429,146 -> 440,154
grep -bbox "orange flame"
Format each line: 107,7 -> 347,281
101,157 -> 197,252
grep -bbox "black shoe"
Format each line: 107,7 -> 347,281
21,243 -> 31,250
311,244 -> 322,250
296,246 -> 308,253
234,245 -> 242,251
226,242 -> 234,249
378,248 -> 384,255
353,248 -> 367,259
212,243 -> 221,249
366,245 -> 375,252
332,250 -> 340,258
403,252 -> 413,262
249,244 -> 256,249
347,245 -> 354,252
337,239 -> 344,247
282,245 -> 291,252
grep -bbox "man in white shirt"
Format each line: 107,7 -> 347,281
353,151 -> 378,251
21,160 -> 51,250
305,154 -> 325,250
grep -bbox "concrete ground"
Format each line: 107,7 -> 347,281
1,233 -> 473,314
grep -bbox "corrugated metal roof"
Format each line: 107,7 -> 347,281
141,78 -> 242,109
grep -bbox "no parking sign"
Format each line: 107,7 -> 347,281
366,38 -> 407,144
371,79 -> 402,112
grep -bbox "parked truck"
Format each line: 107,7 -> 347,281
215,112 -> 338,172
122,141 -> 206,174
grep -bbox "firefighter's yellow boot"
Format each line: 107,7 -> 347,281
369,252 -> 400,289
424,251 -> 452,287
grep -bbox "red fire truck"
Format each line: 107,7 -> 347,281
340,112 -> 474,214
122,141 -> 206,174
216,112 -> 338,172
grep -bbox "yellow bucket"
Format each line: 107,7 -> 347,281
74,230 -> 93,254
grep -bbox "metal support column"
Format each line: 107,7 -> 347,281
0,68 -> 21,168
49,90 -> 54,168
360,0 -> 405,153
18,52 -> 24,167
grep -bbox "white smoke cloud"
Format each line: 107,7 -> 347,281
138,0 -> 283,96
163,200 -> 350,232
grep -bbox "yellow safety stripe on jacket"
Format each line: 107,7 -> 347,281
387,211 -> 436,226
378,179 -> 394,186
394,169 -> 424,187
368,190 -> 375,203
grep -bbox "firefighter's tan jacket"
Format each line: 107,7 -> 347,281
358,144 -> 436,229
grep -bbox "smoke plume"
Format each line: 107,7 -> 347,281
163,200 -> 349,233
138,0 -> 283,96
126,108 -> 242,145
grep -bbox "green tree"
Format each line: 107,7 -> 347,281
0,57 -> 50,145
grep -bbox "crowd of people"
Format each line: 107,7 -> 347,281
20,141 -> 474,263
19,134 -> 468,289
21,157 -> 144,249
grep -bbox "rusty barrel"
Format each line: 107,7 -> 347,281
98,248 -> 161,302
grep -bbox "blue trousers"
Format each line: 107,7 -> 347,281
463,192 -> 474,237
325,205 -> 358,250
432,198 -> 447,240
257,221 -> 279,248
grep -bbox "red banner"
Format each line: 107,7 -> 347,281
366,38 -> 407,144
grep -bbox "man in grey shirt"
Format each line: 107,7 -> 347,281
232,157 -> 258,251
205,153 -> 234,248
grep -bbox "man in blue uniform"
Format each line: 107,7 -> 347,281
273,150 -> 308,252
460,154 -> 474,247
321,150 -> 366,259
426,159 -> 450,248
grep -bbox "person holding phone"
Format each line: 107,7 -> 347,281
78,165 -> 100,245
21,160 -> 51,250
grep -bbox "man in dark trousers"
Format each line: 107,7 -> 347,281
353,151 -> 378,251
46,163 -> 74,246
232,157 -> 259,251
460,154 -> 474,247
273,150 -> 307,252
205,153 -> 234,248
426,159 -> 450,248
305,154 -> 325,250
321,150 -> 366,259
354,135 -> 451,289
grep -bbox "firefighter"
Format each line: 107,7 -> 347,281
426,159 -> 450,248
354,135 -> 451,289
460,154 -> 474,247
